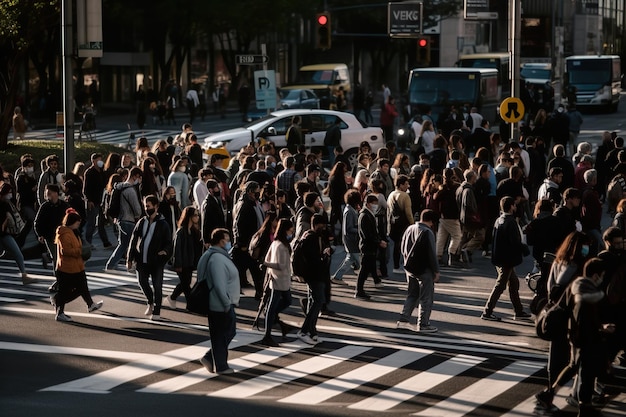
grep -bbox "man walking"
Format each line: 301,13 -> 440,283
83,153 -> 112,249
355,195 -> 386,300
199,228 -> 240,375
481,196 -> 531,321
127,195 -> 172,321
397,209 -> 440,333
387,175 -> 414,273
331,189 -> 361,286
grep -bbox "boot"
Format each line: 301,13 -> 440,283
278,320 -> 297,337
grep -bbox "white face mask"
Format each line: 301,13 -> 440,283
96,160 -> 104,168
25,167 -> 34,175
370,204 -> 379,212
178,167 -> 186,172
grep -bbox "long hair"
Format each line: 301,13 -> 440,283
178,205 -> 199,231
257,211 -> 278,239
554,231 -> 592,268
274,218 -> 294,253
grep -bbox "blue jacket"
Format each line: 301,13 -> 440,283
197,246 -> 240,312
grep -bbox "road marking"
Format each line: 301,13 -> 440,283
349,354 -> 485,411
412,360 -> 544,416
0,341 -> 151,361
279,348 -> 429,405
41,332 -> 260,393
211,344 -> 372,399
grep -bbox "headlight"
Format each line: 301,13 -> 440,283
397,128 -> 406,136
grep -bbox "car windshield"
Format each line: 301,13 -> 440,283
243,113 -> 276,129
567,59 -> 611,86
409,73 -> 478,105
280,90 -> 301,100
521,68 -> 551,80
294,70 -> 335,85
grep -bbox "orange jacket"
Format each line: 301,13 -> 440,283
55,226 -> 85,273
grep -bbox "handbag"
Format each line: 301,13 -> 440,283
187,279 -> 211,315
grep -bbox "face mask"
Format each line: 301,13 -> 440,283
224,241 -> 232,252
25,167 -> 34,175
150,166 -> 156,172
270,162 -> 276,168
134,179 -> 141,186
287,234 -> 293,241
96,160 -> 104,168
581,245 -> 590,257
370,204 -> 379,212
146,208 -> 156,216
179,167 -> 186,172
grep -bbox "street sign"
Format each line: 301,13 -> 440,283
464,0 -> 499,20
236,55 -> 269,65
499,97 -> 525,124
388,1 -> 423,38
254,70 -> 277,110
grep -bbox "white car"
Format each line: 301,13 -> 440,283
203,109 -> 383,167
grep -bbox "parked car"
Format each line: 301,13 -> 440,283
280,89 -> 320,109
203,109 -> 383,167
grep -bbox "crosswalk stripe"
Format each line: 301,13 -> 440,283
349,354 -> 486,411
412,360 -> 545,416
278,348 -> 431,405
139,343 -> 302,394
40,332 -> 259,393
211,344 -> 372,399
0,296 -> 23,302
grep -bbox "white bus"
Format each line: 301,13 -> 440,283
458,53 -> 511,98
565,55 -> 622,112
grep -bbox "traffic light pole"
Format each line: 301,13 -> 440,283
62,0 -> 75,171
509,0 -> 521,141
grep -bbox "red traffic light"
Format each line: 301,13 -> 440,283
317,15 -> 328,26
418,38 -> 428,48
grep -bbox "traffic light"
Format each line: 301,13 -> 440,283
417,36 -> 431,66
315,12 -> 331,49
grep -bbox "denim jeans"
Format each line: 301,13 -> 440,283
300,280 -> 326,337
106,220 -> 134,269
484,266 -> 523,315
0,234 -> 26,273
136,262 -> 165,315
206,305 -> 237,372
332,252 -> 360,281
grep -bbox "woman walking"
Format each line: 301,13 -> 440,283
52,208 -> 103,322
167,206 -> 203,309
260,219 -> 295,346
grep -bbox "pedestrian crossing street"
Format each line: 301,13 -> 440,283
22,127 -> 209,148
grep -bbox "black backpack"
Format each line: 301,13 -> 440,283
291,230 -> 311,278
105,187 -> 124,219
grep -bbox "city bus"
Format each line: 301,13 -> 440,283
407,68 -> 500,125
458,53 -> 511,98
564,55 -> 621,112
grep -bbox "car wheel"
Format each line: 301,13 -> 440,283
345,149 -> 358,169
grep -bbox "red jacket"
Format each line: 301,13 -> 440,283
380,103 -> 398,127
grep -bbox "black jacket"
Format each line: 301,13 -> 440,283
127,214 -> 173,266
34,199 -> 70,240
232,195 -> 259,248
83,166 -> 106,204
201,193 -> 226,244
491,212 -> 524,267
172,227 -> 203,269
299,229 -> 332,282
358,208 -> 380,255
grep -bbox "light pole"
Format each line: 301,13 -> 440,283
62,0 -> 75,170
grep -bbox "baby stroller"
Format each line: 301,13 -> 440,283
78,109 -> 96,142
525,252 -> 555,314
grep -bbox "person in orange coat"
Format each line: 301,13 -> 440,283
51,208 -> 103,322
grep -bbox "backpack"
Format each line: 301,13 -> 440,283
291,230 -> 311,278
5,202 -> 26,237
607,173 -> 626,213
248,230 -> 263,261
535,290 -> 570,341
105,187 -> 125,219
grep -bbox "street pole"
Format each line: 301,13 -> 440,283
62,0 -> 75,171
509,0 -> 521,141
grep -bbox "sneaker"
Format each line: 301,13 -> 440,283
392,268 -> 404,274
310,334 -> 321,343
297,331 -> 317,345
396,321 -> 416,331
418,325 -> 438,333
535,390 -> 554,410
167,296 -> 177,310
21,273 -> 35,285
260,336 -> 279,347
319,309 -> 337,317
482,250 -> 491,257
565,394 -> 579,408
330,278 -> 348,286
217,368 -> 235,375
514,311 -> 532,320
481,312 -> 501,321
199,355 -> 215,373
354,292 -> 371,301
374,281 -> 385,288
55,312 -> 73,322
150,314 -> 161,321
144,304 -> 154,316
88,300 -> 104,312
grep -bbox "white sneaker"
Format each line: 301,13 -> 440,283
145,304 -> 154,316
167,296 -> 177,310
297,331 -> 316,345
374,281 -> 385,288
88,300 -> 104,312
396,321 -> 416,331
150,314 -> 161,321
392,268 -> 404,274
330,278 -> 348,286
55,313 -> 73,322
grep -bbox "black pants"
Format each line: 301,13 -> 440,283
171,266 -> 193,301
231,247 -> 264,297
356,252 -> 379,293
53,270 -> 93,313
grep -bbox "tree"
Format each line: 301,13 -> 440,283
0,0 -> 59,150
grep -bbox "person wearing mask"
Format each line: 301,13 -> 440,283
34,184 -> 70,274
167,159 -> 190,208
331,189 -> 361,286
0,183 -> 31,284
105,168 -> 144,271
158,185 -> 182,239
260,219 -> 295,347
297,214 -> 333,345
355,195 -> 387,300
51,208 -> 103,322
83,153 -> 112,249
198,228 -> 240,375
397,209 -> 440,333
481,196 -> 532,321
167,206 -> 203,309
127,195 -> 172,321
387,175 -> 414,273
201,179 -> 226,247
37,155 -> 62,205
